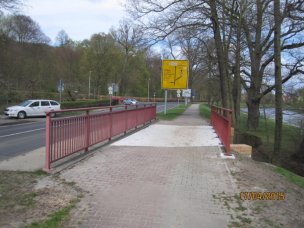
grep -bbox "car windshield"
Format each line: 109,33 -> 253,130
18,100 -> 32,107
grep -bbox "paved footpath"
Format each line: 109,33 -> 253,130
60,104 -> 237,228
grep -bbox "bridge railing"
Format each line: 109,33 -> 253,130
210,106 -> 232,155
44,104 -> 156,172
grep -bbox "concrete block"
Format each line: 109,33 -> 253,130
231,127 -> 234,141
231,144 -> 252,156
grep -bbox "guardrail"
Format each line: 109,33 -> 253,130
210,106 -> 233,155
44,104 -> 156,172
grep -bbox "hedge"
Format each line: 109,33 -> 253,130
61,99 -> 119,109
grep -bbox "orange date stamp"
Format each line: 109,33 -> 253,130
240,192 -> 285,200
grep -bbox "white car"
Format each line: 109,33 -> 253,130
123,98 -> 138,105
4,99 -> 61,119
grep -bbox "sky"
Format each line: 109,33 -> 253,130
23,0 -> 127,44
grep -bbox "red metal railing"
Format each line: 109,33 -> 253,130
210,106 -> 233,155
44,104 -> 156,172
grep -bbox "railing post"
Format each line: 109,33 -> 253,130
211,106 -> 213,126
124,105 -> 128,134
149,104 -> 153,123
109,107 -> 113,140
44,113 -> 51,172
226,110 -> 232,156
135,104 -> 138,129
154,103 -> 157,120
143,104 -> 147,125
85,110 -> 90,152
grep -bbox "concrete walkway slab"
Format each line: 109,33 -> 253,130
112,125 -> 221,147
60,104 -> 237,227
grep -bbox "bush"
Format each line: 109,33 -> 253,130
61,99 -> 119,109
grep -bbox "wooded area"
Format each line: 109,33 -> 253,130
0,13 -> 167,105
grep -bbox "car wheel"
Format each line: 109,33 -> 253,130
50,112 -> 56,118
17,111 -> 26,119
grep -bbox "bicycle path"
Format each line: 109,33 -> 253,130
60,104 -> 237,227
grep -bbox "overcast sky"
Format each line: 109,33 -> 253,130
23,0 -> 126,44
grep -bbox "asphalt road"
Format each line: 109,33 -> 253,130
0,102 -> 180,161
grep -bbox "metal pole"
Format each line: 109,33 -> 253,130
164,90 -> 168,115
148,78 -> 150,102
59,80 -> 62,103
85,110 -> 90,152
88,71 -> 91,99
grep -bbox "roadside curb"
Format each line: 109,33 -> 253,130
0,147 -> 45,172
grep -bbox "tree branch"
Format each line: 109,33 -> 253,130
260,66 -> 304,98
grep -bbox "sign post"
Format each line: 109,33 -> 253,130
57,80 -> 64,103
182,89 -> 191,105
162,60 -> 189,114
108,86 -> 113,106
164,90 -> 168,115
177,89 -> 181,105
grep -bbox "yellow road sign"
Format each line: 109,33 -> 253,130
162,60 -> 189,89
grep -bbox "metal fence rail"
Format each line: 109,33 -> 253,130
210,105 -> 232,155
44,104 -> 156,171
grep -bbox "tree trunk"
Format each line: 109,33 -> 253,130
209,0 -> 230,109
232,0 -> 242,143
246,89 -> 261,130
273,0 -> 282,161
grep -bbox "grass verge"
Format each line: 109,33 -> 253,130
27,199 -> 80,228
199,103 -> 211,119
273,167 -> 304,188
157,104 -> 190,120
0,170 -> 81,227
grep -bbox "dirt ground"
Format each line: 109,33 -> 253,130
214,153 -> 304,228
0,171 -> 81,228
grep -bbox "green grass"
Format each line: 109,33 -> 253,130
273,167 -> 304,188
199,103 -> 211,119
157,104 -> 190,120
32,170 -> 48,176
28,199 -> 79,228
20,192 -> 38,207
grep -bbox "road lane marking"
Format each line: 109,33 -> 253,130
0,121 -> 39,128
0,128 -> 45,138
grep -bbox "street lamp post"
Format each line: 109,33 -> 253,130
147,78 -> 150,102
88,71 -> 92,99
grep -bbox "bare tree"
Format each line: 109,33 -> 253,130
55,30 -> 70,46
0,0 -> 23,12
240,0 -> 304,130
110,20 -> 145,94
1,14 -> 50,44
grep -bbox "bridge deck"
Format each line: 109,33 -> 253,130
61,104 -> 236,227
